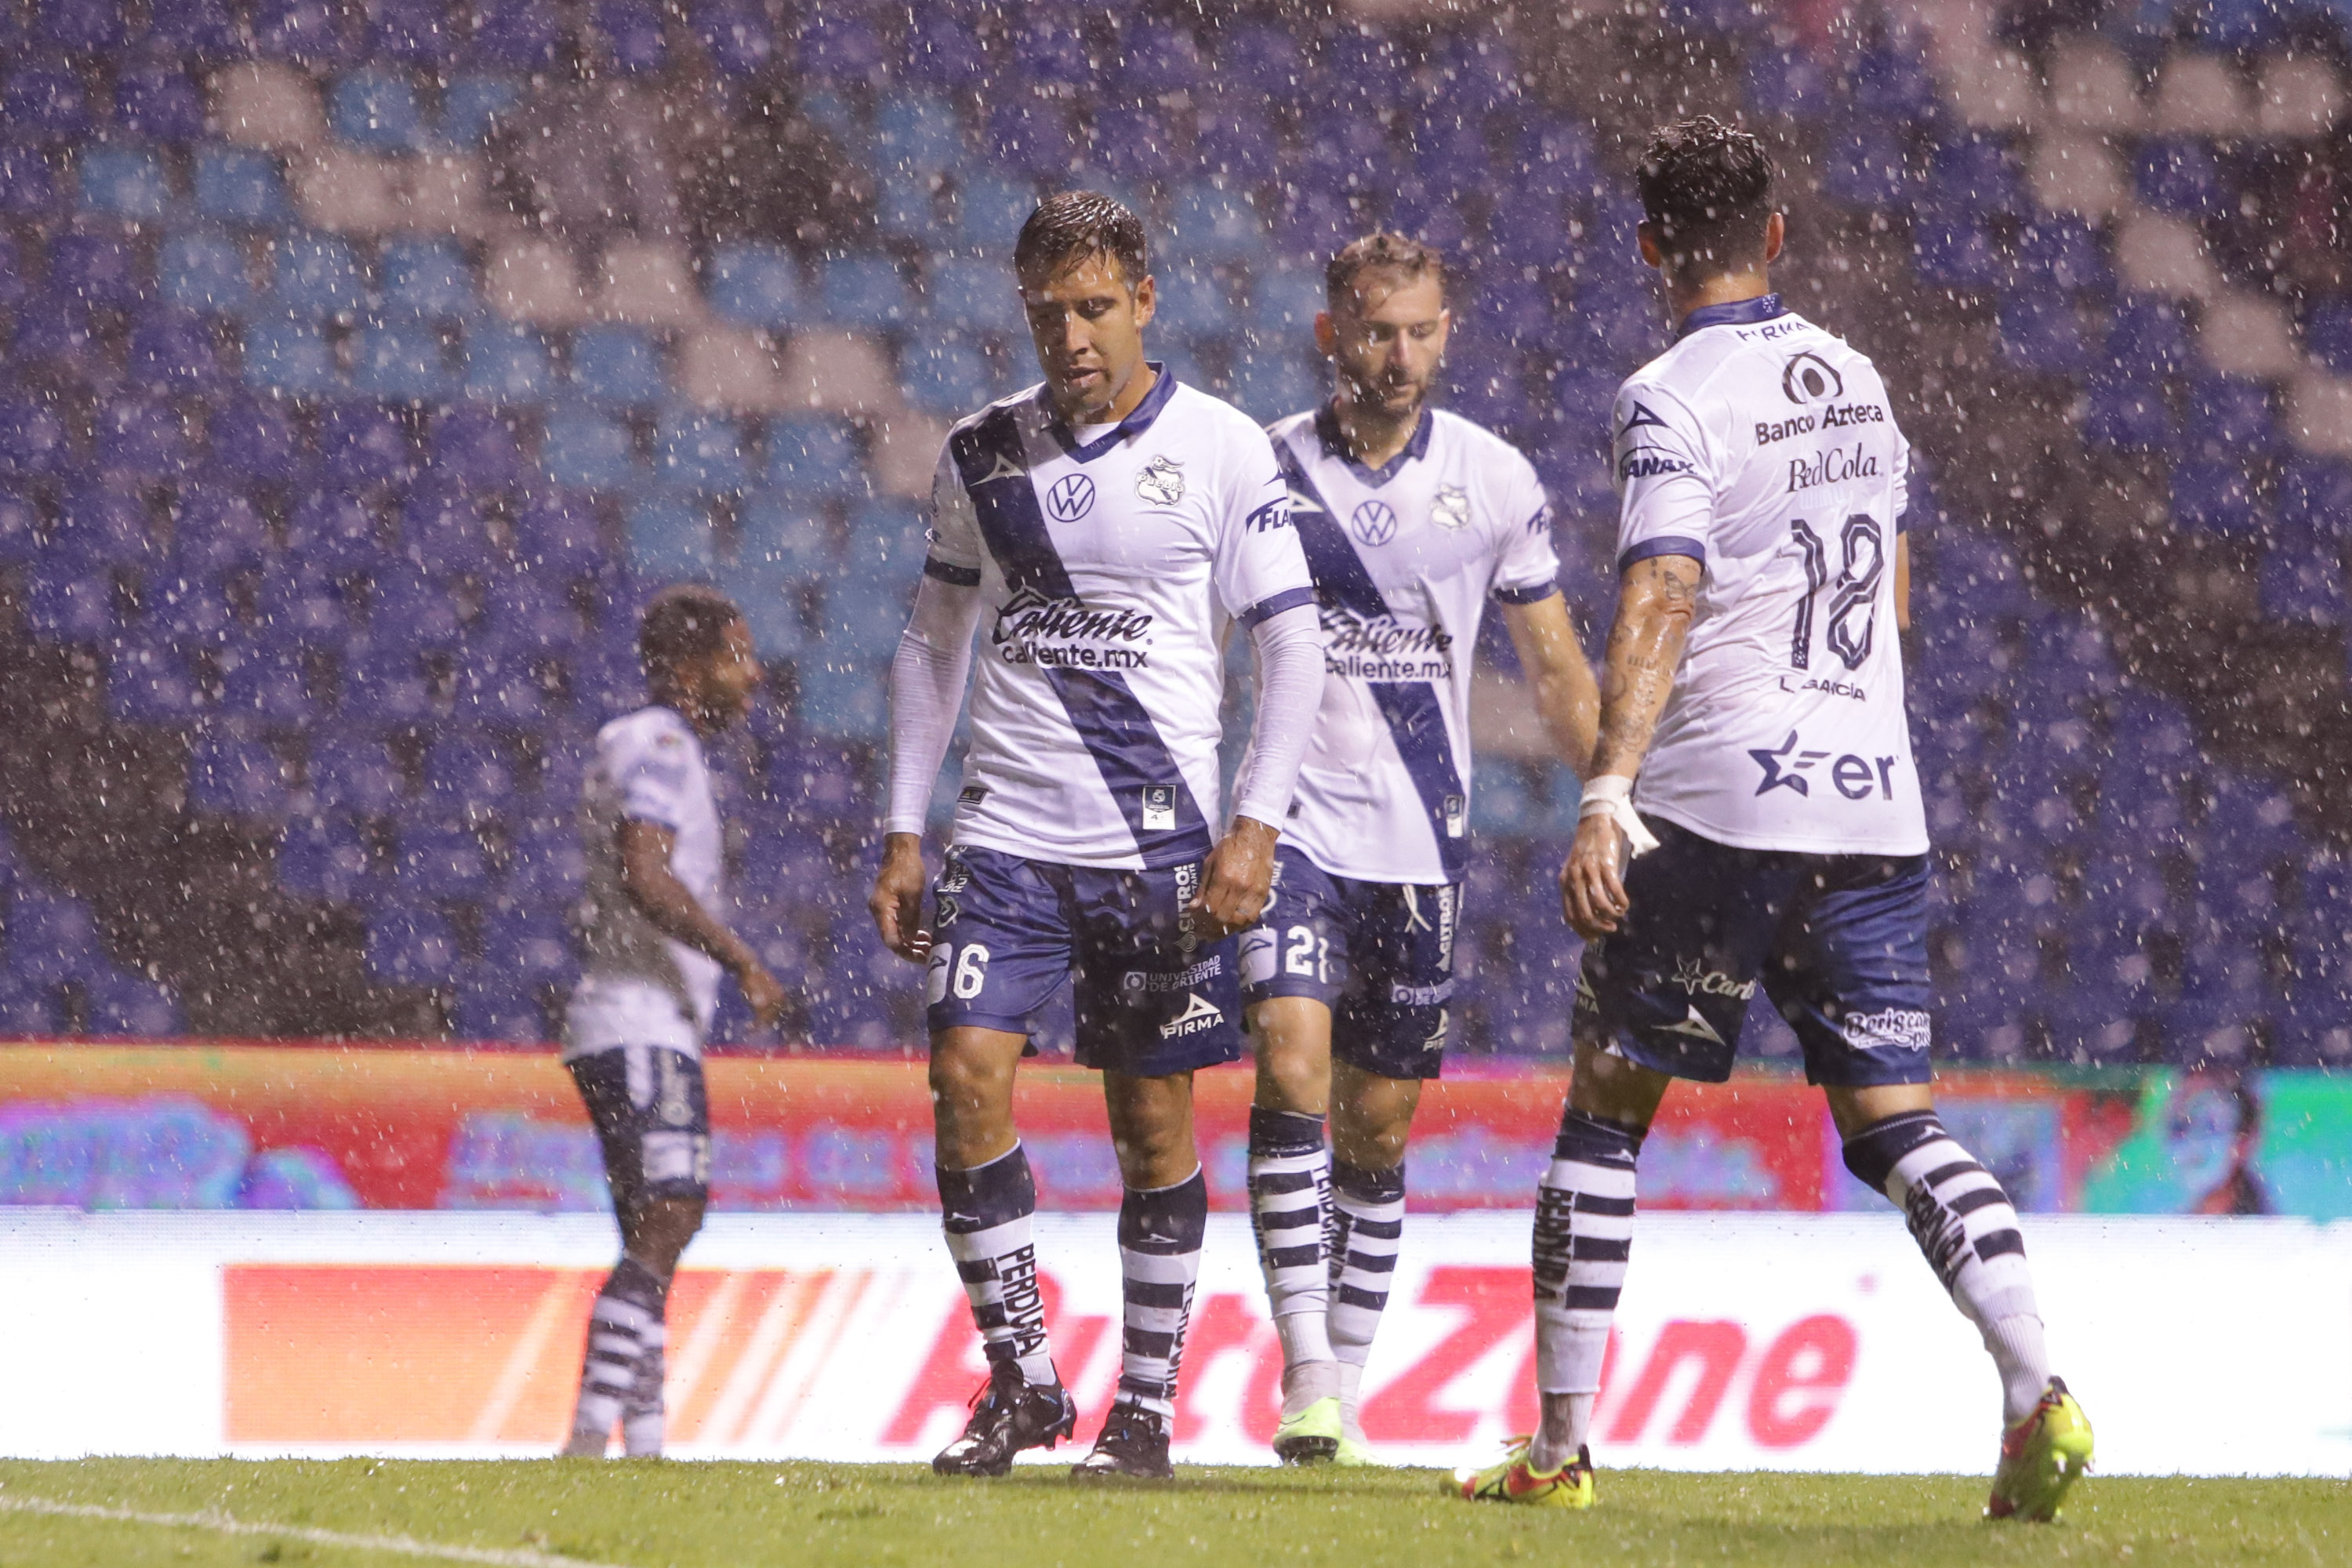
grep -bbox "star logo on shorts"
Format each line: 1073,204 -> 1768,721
1750,730 -> 1830,797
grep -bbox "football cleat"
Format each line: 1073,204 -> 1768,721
1272,1396 -> 1343,1465
931,1361 -> 1077,1478
1987,1377 -> 2094,1522
1071,1400 -> 1174,1481
1330,1432 -> 1384,1468
1451,1438 -> 1595,1509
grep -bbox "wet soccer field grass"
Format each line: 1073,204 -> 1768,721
0,1458 -> 2342,1567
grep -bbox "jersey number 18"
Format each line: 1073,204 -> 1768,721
1788,514 -> 1884,673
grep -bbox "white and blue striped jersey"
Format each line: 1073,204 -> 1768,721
565,705 -> 726,1059
1610,294 -> 1927,856
923,370 -> 1314,870
1264,405 -> 1561,885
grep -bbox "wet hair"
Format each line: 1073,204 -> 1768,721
638,583 -> 742,677
1636,115 -> 1776,278
1325,231 -> 1450,311
1014,191 -> 1149,287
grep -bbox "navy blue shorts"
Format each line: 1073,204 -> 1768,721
1239,845 -> 1461,1080
568,1044 -> 711,1211
927,845 -> 1243,1076
1573,819 -> 1934,1087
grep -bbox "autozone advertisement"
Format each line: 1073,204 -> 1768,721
3,1044 -> 2349,1217
3,1210 -> 2347,1476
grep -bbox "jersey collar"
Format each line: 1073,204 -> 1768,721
1313,400 -> 1432,488
1041,362 -> 1180,462
1675,292 -> 1788,339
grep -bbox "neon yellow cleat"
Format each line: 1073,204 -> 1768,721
1451,1438 -> 1595,1508
1987,1377 -> 2095,1522
1330,1432 -> 1384,1468
1272,1396 -> 1342,1465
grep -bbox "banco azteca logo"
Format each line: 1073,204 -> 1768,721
1046,473 -> 1095,521
1781,351 -> 1845,406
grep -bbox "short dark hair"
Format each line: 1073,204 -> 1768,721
1636,115 -> 1775,278
638,583 -> 742,677
1014,191 -> 1149,286
1325,232 -> 1449,311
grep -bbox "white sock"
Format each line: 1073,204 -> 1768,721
1328,1159 -> 1405,1377
938,1144 -> 1056,1388
1116,1168 -> 1209,1421
1247,1108 -> 1336,1415
1530,1108 -> 1641,1471
1843,1111 -> 2052,1425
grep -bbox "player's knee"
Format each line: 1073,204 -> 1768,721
625,1195 -> 706,1276
927,1041 -> 1012,1116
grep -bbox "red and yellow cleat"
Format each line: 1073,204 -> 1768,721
1987,1377 -> 2095,1522
1450,1437 -> 1596,1509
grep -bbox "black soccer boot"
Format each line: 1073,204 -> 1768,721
932,1359 -> 1079,1477
1069,1399 -> 1174,1481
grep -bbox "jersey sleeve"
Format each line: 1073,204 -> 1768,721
608,720 -> 698,832
1212,422 -> 1314,626
922,437 -> 985,586
1488,456 -> 1562,604
1892,424 -> 1915,535
1610,382 -> 1715,574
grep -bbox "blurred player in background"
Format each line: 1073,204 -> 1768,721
1242,234 -> 1600,1466
1454,118 -> 2093,1518
559,584 -> 785,1458
869,193 -> 1324,1481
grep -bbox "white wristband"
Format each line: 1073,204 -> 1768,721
1578,774 -> 1660,859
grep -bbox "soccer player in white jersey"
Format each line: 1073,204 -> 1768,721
1240,234 -> 1601,1466
1455,119 -> 2094,1517
869,193 -> 1324,1481
559,584 -> 785,1458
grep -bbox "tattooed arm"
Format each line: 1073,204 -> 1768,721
1559,553 -> 1702,938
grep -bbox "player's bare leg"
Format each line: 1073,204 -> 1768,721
929,1026 -> 1077,1476
1073,1070 -> 1207,1481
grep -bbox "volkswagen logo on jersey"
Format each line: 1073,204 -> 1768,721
1046,473 -> 1096,521
1350,499 -> 1399,546
1781,351 -> 1846,405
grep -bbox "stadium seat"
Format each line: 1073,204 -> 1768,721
329,67 -> 426,151
898,337 -> 998,415
190,736 -> 294,818
147,0 -> 245,56
113,64 -> 207,142
37,0 -> 126,53
2183,375 -> 2279,457
1913,217 -> 2002,289
452,967 -> 548,1043
129,308 -> 227,393
463,324 -> 557,404
796,654 -> 888,740
474,575 -> 583,660
391,815 -> 492,896
541,408 -> 643,491
368,567 -> 465,649
626,495 -> 721,581
380,239 -> 477,319
1227,349 -> 1320,423
1153,266 -> 1238,342
2261,550 -> 2345,626
50,233 -> 142,307
2136,139 -> 2230,219
278,488 -> 377,572
5,892 -> 105,985
53,485 -> 155,568
352,322 -> 456,401
318,401 -> 414,485
0,391 -> 70,478
365,904 -> 461,984
2279,457 -> 2352,539
873,91 -> 965,176
76,146 -> 169,219
148,572 -> 241,651
5,62 -> 91,140
420,732 -> 514,811
950,172 -> 1039,248
2010,220 -> 2114,296
706,243 -> 802,329
94,394 -> 194,478
2104,298 -> 2194,378
510,492 -> 607,580
763,416 -> 862,495
218,645 -> 318,725
653,411 -> 752,492
159,234 -> 254,315
818,257 -> 913,327
193,144 -> 293,224
1818,123 -> 1914,209
87,971 -> 184,1037
264,231 -> 367,318
1997,292 -> 2092,375
435,72 -> 521,146
400,482 -> 499,575
921,256 -> 1023,336
276,813 -> 377,901
568,326 -> 666,407
307,732 -> 405,813
1167,183 -> 1272,267
107,639 -> 203,724
241,319 -> 342,395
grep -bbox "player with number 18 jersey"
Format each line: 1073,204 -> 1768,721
1610,299 -> 1925,858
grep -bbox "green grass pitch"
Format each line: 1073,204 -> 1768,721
0,1460 -> 2342,1567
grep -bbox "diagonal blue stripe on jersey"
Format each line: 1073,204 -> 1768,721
950,405 -> 1214,868
1276,441 -> 1468,879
